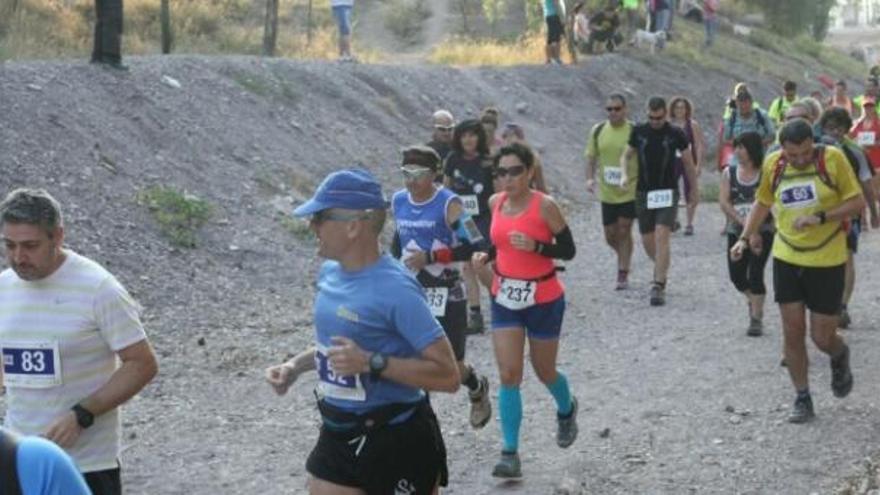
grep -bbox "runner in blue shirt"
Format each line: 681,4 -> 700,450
265,168 -> 460,495
1,428 -> 91,495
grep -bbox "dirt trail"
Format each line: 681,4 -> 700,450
1,55 -> 879,494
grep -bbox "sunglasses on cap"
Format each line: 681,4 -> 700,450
400,166 -> 435,180
494,165 -> 527,178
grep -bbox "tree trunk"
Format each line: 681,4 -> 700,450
307,0 -> 314,46
263,0 -> 279,57
160,0 -> 173,54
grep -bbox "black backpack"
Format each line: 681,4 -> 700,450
0,429 -> 22,495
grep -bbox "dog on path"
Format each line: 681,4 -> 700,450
633,29 -> 667,54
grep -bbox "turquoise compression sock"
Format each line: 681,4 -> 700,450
498,384 -> 522,452
546,371 -> 573,416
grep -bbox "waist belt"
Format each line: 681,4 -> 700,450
776,225 -> 843,253
493,265 -> 561,283
316,396 -> 426,435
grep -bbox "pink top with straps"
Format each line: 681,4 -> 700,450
490,191 -> 564,304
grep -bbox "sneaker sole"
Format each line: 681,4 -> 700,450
788,411 -> 816,424
491,470 -> 523,480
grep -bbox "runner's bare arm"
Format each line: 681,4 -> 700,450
692,120 -> 707,171
266,347 -> 317,395
45,339 -> 158,448
328,336 -> 460,393
80,340 -> 158,416
532,161 -> 548,193
859,179 -> 879,227
619,146 -> 635,185
586,154 -> 598,192
681,146 -> 700,204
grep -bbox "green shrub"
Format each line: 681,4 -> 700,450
139,186 -> 212,247
383,0 -> 430,43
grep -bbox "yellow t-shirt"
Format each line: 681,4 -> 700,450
585,121 -> 637,204
756,146 -> 862,267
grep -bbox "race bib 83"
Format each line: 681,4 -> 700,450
2,341 -> 62,388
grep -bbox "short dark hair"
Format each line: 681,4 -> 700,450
736,90 -> 753,102
401,145 -> 441,171
778,119 -> 814,146
836,79 -> 847,88
495,142 -> 536,169
0,188 -> 63,236
819,107 -> 853,132
452,119 -> 490,156
608,93 -> 627,106
732,132 -> 765,168
783,80 -> 797,92
647,96 -> 666,112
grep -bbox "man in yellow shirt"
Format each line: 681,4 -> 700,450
731,119 -> 865,424
586,93 -> 639,290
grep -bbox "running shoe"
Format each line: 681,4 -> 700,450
492,451 -> 522,479
788,394 -> 815,423
684,225 -> 694,236
831,344 -> 853,398
746,317 -> 763,337
839,307 -> 851,329
466,310 -> 485,335
468,375 -> 492,429
649,283 -> 665,306
557,397 -> 579,448
615,270 -> 629,291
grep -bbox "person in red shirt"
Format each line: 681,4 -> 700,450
850,96 -> 880,208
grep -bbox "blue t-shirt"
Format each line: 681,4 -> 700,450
16,436 -> 92,495
313,255 -> 445,414
543,0 -> 561,17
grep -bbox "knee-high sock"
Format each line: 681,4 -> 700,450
546,371 -> 573,416
498,384 -> 522,452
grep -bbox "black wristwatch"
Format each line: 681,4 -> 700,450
816,211 -> 827,224
71,404 -> 95,429
369,352 -> 388,380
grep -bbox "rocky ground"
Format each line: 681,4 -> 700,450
1,54 -> 880,494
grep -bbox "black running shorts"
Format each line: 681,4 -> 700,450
437,300 -> 467,361
773,258 -> 845,316
546,15 -> 564,44
635,191 -> 679,234
601,201 -> 637,226
306,402 -> 448,493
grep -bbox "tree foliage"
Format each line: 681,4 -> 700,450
737,0 -> 836,41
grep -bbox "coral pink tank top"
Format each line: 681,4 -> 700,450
490,191 -> 564,304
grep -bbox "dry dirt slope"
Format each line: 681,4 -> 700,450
1,55 -> 880,494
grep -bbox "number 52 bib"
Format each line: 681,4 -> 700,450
2,340 -> 62,388
315,343 -> 366,401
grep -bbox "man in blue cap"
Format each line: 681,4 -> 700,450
265,168 -> 460,494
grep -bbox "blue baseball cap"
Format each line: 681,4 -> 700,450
292,168 -> 389,217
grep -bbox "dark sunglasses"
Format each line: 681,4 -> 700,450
648,114 -> 666,121
311,210 -> 371,225
434,125 -> 454,131
606,106 -> 623,112
494,165 -> 527,178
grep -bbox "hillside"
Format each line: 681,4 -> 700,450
2,39 -> 880,494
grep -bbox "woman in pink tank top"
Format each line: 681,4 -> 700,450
471,142 -> 579,479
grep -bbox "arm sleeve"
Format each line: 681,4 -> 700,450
391,231 -> 402,259
535,226 -> 576,260
94,276 -> 148,352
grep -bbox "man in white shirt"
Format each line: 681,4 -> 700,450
0,188 -> 158,495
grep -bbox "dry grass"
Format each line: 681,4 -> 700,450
0,0 -> 383,62
429,31 -> 562,66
